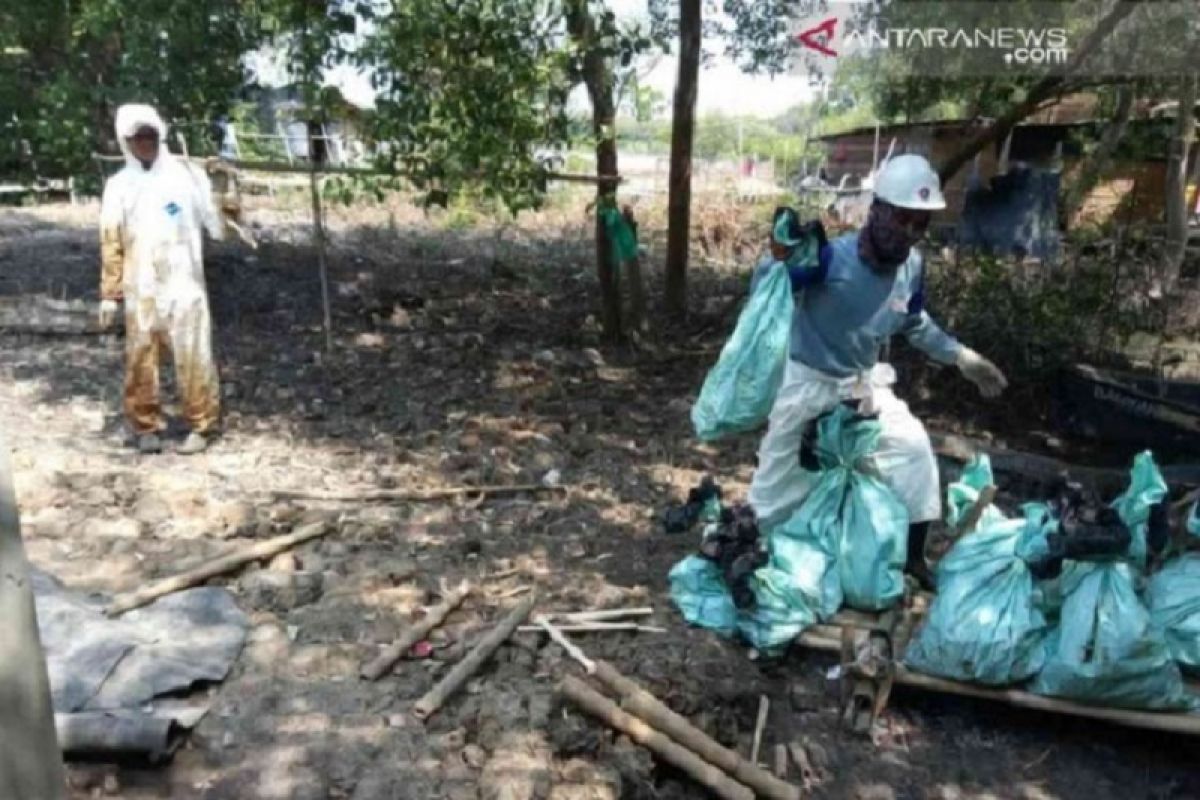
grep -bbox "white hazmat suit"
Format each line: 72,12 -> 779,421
100,104 -> 223,436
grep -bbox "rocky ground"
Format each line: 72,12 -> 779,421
1,197 -> 1198,800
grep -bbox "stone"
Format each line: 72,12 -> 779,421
461,744 -> 488,770
132,494 -> 171,526
241,570 -> 324,613
853,783 -> 897,800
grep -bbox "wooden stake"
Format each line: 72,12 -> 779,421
307,127 -> 333,353
360,582 -> 472,681
591,661 -> 800,800
265,483 -> 566,503
773,744 -> 789,780
106,519 -> 332,616
413,594 -> 535,721
750,695 -> 769,766
536,616 -> 595,673
560,676 -> 755,800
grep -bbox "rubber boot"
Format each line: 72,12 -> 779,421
905,521 -> 936,592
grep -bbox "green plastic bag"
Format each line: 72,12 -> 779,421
669,556 -> 738,636
767,511 -> 842,621
1110,450 -> 1169,569
1031,452 -> 1196,710
691,262 -> 793,441
782,405 -> 908,612
1031,561 -> 1196,710
736,566 -> 819,654
1147,554 -> 1200,673
905,456 -> 1057,685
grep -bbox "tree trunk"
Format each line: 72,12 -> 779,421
567,2 -> 623,342
1062,84 -> 1136,224
937,0 -> 1143,184
664,0 -> 701,320
1164,75 -> 1198,288
307,127 -> 334,352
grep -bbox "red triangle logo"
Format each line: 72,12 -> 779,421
796,17 -> 838,57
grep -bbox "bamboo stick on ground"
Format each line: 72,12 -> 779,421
266,484 -> 566,503
591,660 -> 801,800
750,695 -> 769,765
517,623 -> 666,634
106,519 -> 332,616
555,607 -> 654,623
413,594 -> 535,720
560,676 -> 755,800
773,744 -> 789,780
536,616 -> 595,673
360,582 -> 472,680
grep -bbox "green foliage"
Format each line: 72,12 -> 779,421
0,0 -> 262,179
361,0 -> 572,214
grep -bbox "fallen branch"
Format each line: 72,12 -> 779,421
560,676 -> 755,800
519,622 -> 664,634
106,519 -> 332,616
413,594 -> 535,720
750,695 -> 769,766
536,616 -> 595,673
553,607 -> 654,623
360,582 -> 472,681
591,660 -> 800,800
264,483 -> 567,503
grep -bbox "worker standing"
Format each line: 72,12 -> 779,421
98,104 -> 224,454
748,155 -> 1007,587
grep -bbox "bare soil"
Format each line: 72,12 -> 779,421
1,198 -> 1197,800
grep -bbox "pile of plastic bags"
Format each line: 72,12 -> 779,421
671,404 -> 909,653
907,452 -> 1197,711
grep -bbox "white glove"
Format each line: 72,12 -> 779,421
98,299 -> 121,328
956,347 -> 1008,399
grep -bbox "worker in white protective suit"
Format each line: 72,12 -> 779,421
99,104 -> 224,454
748,155 -> 1007,588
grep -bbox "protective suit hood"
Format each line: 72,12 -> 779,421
114,104 -> 168,168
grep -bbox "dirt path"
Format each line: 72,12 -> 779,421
1,203 -> 1196,800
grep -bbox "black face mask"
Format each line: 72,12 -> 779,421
858,200 -> 928,271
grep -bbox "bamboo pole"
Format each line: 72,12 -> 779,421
794,631 -> 1200,736
307,128 -> 333,353
264,483 -> 566,503
360,582 -> 472,680
750,695 -> 769,765
517,623 -> 666,634
560,676 -> 755,800
536,616 -> 595,673
553,607 -> 654,623
412,594 -> 535,720
106,519 -> 332,616
591,661 -> 801,800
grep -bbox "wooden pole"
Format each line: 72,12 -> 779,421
560,676 -> 755,800
106,519 -> 332,616
591,661 -> 800,800
360,582 -> 472,680
412,594 -> 535,720
750,695 -> 769,765
265,483 -> 566,504
306,126 -> 333,353
536,616 -> 596,673
553,607 -> 654,623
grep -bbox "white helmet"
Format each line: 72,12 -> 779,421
873,154 -> 946,211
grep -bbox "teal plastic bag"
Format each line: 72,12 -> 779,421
1031,561 -> 1196,710
768,511 -> 842,621
737,567 -> 819,654
905,456 -> 1057,685
668,556 -> 737,636
1189,502 -> 1200,538
1147,554 -> 1200,673
782,405 -> 908,611
1110,450 -> 1169,569
691,262 -> 793,441
1031,452 -> 1195,710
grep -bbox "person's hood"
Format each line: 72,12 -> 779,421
114,104 -> 168,168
